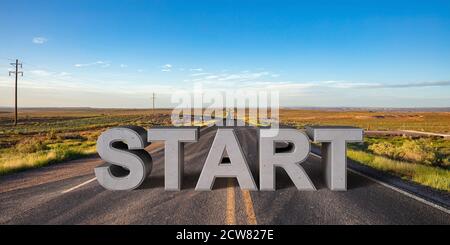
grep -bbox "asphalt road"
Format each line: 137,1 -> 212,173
1,126 -> 449,224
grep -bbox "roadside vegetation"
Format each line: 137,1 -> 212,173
1,108 -> 449,193
0,133 -> 97,175
281,109 -> 450,192
345,136 -> 449,191
363,136 -> 449,167
0,108 -> 172,175
347,149 -> 450,192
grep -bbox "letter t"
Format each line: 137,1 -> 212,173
148,127 -> 199,191
306,126 -> 363,191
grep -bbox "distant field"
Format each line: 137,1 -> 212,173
0,108 -> 449,191
279,109 -> 450,134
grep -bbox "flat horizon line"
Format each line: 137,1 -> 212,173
0,106 -> 449,112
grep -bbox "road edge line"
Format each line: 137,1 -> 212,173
61,177 -> 97,194
309,152 -> 450,215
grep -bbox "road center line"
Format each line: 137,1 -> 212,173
61,177 -> 97,194
241,190 -> 258,225
309,152 -> 450,214
225,178 -> 237,225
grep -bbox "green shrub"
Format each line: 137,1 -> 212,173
442,157 -> 450,167
59,133 -> 86,140
348,149 -> 450,192
47,130 -> 57,140
368,142 -> 402,159
399,139 -> 437,165
15,138 -> 49,153
368,139 -> 440,166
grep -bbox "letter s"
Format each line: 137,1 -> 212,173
95,126 -> 152,190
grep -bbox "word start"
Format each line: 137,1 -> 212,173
95,126 -> 363,191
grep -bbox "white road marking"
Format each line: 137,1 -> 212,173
309,152 -> 450,214
241,190 -> 258,225
61,144 -> 169,194
61,177 -> 97,194
225,178 -> 236,225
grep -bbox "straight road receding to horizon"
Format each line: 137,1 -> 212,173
0,126 -> 449,225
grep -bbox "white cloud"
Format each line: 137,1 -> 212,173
30,70 -> 52,76
321,81 -> 376,89
205,75 -> 219,79
183,70 -> 277,85
120,64 -> 128,68
263,82 -> 316,90
74,61 -> 110,68
1,68 -> 448,108
57,72 -> 71,77
32,37 -> 48,44
190,73 -> 209,77
181,69 -> 447,94
217,71 -> 270,82
316,80 -> 450,89
190,68 -> 203,72
161,64 -> 172,72
376,80 -> 450,88
27,69 -> 71,79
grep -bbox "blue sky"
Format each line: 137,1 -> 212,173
0,0 -> 449,108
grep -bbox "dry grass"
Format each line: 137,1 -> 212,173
279,109 -> 450,134
0,144 -> 96,175
348,149 -> 450,192
0,108 -> 173,175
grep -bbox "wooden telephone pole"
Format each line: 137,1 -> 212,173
9,59 -> 23,126
151,92 -> 155,113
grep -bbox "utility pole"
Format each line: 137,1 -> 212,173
151,92 -> 155,113
9,59 -> 23,126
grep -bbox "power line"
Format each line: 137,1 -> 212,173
9,59 -> 23,126
0,57 -> 15,61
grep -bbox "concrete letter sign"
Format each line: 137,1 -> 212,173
95,126 -> 363,191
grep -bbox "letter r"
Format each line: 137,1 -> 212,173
259,128 -> 316,191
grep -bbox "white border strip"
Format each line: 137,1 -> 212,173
61,177 -> 97,194
310,152 -> 450,214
